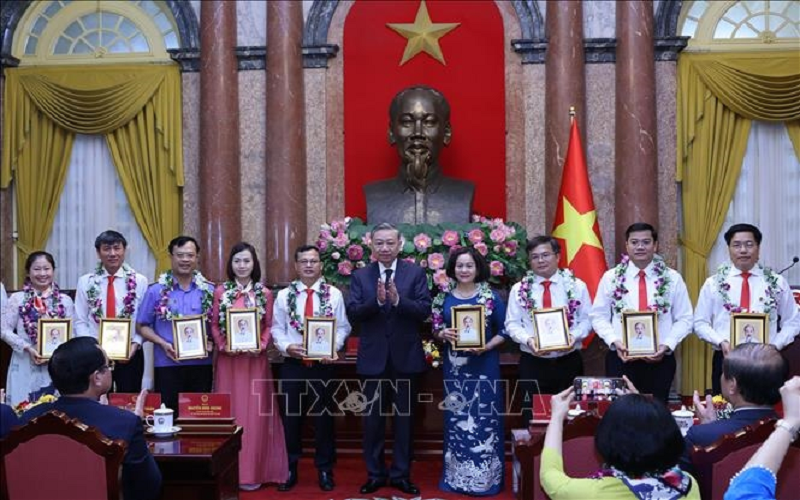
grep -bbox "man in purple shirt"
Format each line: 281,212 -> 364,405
136,236 -> 214,412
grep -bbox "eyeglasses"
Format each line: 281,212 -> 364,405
97,361 -> 115,373
730,241 -> 757,250
529,252 -> 555,261
297,259 -> 320,266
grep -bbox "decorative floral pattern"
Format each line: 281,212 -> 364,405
286,279 -> 333,335
216,280 -> 269,337
515,269 -> 582,328
610,254 -> 671,316
154,270 -> 213,320
85,263 -> 139,323
715,262 -> 781,316
18,281 -> 68,344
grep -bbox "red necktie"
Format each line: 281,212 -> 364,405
542,280 -> 552,308
740,271 -> 751,310
304,288 -> 314,318
106,276 -> 116,318
638,270 -> 649,311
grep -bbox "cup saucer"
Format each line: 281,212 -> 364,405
146,425 -> 181,437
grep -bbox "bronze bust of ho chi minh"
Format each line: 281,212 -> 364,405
364,85 -> 474,225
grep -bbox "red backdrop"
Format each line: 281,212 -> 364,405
343,0 -> 506,220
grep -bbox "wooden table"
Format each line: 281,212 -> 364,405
148,427 -> 242,500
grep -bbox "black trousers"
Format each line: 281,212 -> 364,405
154,364 -> 213,414
112,349 -> 144,393
361,366 -> 418,481
518,350 -> 584,423
277,359 -> 337,473
605,351 -> 676,404
711,350 -> 724,396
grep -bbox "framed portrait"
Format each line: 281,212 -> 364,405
531,307 -> 571,352
731,312 -> 768,346
451,305 -> 486,350
99,318 -> 132,360
622,311 -> 659,357
172,316 -> 208,360
38,318 -> 71,359
304,317 -> 336,360
226,308 -> 260,352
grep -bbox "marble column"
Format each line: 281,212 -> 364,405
265,1 -> 307,286
615,1 -> 658,255
544,0 -> 585,230
199,0 -> 240,282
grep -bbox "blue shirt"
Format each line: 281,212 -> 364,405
137,279 -> 214,368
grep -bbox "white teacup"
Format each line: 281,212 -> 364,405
567,407 -> 585,421
145,404 -> 174,433
672,405 -> 695,436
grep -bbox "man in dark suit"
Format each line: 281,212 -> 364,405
346,222 -> 432,495
681,343 -> 789,470
20,337 -> 162,500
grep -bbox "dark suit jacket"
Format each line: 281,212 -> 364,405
347,260 -> 432,376
680,407 -> 777,471
21,396 -> 162,500
1,403 -> 20,438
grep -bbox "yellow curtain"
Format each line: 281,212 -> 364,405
678,51 -> 800,395
2,64 -> 183,279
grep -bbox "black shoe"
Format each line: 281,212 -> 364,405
360,478 -> 386,494
277,469 -> 297,492
318,470 -> 335,491
390,478 -> 420,495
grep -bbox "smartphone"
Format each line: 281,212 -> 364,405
573,377 -> 626,401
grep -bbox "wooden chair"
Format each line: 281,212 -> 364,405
1,410 -> 126,500
515,413 -> 603,500
690,418 -> 800,500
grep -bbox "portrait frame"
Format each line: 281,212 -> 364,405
622,311 -> 659,358
37,318 -> 71,359
451,305 -> 486,350
99,318 -> 132,360
226,308 -> 261,352
531,307 -> 571,352
172,315 -> 208,361
303,316 -> 336,360
730,312 -> 768,346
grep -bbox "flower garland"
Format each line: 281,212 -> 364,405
287,279 -> 333,334
515,270 -> 582,327
432,281 -> 495,333
217,280 -> 269,335
86,263 -> 139,323
610,254 -> 671,316
154,270 -> 213,320
715,263 -> 781,315
18,281 -> 68,344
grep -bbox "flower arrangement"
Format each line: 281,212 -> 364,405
316,216 -> 528,292
422,339 -> 441,368
13,393 -> 57,416
711,395 -> 733,420
19,281 -> 68,344
609,254 -> 671,316
715,262 -> 781,316
86,262 -> 139,322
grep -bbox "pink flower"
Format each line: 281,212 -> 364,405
403,257 -> 416,264
330,219 -> 347,233
333,233 -> 349,248
361,232 -> 372,246
413,233 -> 432,252
503,240 -> 518,256
337,261 -> 354,276
441,230 -> 460,246
427,253 -> 445,270
489,260 -> 505,276
346,244 -> 364,260
467,229 -> 484,244
419,259 -> 428,268
474,242 -> 488,256
331,251 -> 341,260
489,228 -> 506,243
320,229 -> 332,240
433,269 -> 450,289
317,239 -> 329,251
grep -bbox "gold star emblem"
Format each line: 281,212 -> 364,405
552,198 -> 604,263
386,0 -> 460,66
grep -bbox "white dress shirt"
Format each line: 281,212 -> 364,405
271,278 -> 351,356
74,265 -> 148,345
590,260 -> 693,352
694,262 -> 800,350
505,271 -> 592,358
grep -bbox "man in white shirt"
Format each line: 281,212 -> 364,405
272,244 -> 351,492
694,223 -> 800,395
74,231 -> 148,393
506,235 -> 592,421
590,222 -> 693,403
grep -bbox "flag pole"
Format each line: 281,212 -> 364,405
569,105 -> 576,124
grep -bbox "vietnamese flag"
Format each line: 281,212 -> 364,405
551,117 -> 607,347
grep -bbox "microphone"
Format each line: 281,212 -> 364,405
778,256 -> 800,275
